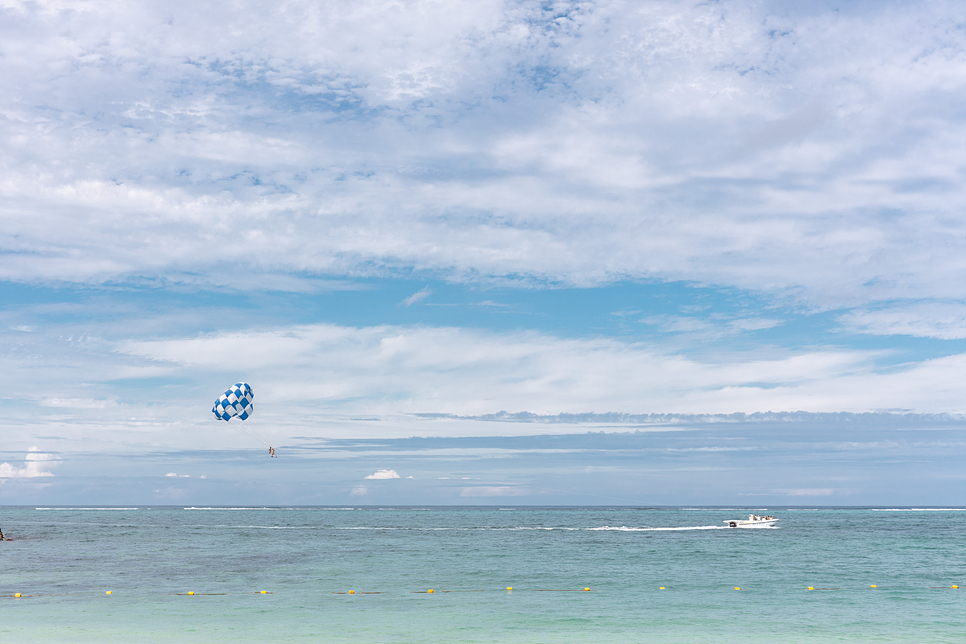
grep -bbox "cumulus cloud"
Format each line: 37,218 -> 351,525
364,469 -> 401,479
350,485 -> 368,496
0,447 -> 59,479
165,472 -> 190,478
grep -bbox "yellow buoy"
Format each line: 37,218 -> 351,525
507,587 -> 512,591
106,591 -> 112,595
735,587 -> 740,591
807,587 -> 814,591
188,591 -> 195,595
870,585 -> 876,589
953,585 -> 959,589
659,587 -> 665,590
260,590 -> 268,594
14,593 -> 21,598
348,590 -> 355,594
428,589 -> 434,594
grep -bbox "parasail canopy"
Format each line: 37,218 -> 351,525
212,383 -> 254,421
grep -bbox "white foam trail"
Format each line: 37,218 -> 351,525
330,525 -> 735,532
587,525 -> 729,531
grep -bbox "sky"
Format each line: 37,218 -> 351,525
2,0 -> 966,505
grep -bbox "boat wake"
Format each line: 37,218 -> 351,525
587,525 -> 730,531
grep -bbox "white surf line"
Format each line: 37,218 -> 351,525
35,508 -> 139,511
872,508 -> 966,511
183,507 -> 292,510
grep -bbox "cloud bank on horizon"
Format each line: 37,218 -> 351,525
3,0 -> 966,476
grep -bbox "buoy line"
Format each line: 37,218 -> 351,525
3,584 -> 963,599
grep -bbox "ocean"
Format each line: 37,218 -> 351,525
1,506 -> 964,643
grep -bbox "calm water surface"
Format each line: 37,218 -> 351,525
1,507 -> 964,643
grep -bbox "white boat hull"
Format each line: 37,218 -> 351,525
724,515 -> 778,528
725,519 -> 777,528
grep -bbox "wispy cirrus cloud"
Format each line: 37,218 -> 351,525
839,302 -> 966,340
401,288 -> 432,307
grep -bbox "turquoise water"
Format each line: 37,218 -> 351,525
2,507 -> 965,643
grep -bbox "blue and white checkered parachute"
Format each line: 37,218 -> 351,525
212,383 -> 254,421
211,382 -> 276,456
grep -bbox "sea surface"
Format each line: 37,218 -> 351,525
1,506 -> 965,643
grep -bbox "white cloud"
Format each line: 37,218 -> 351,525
4,2 -> 966,459
0,0 -> 964,316
350,485 -> 367,496
0,447 -> 59,479
641,315 -> 784,338
401,287 -> 432,307
2,317 -> 966,456
40,398 -> 116,409
114,321 -> 966,418
840,303 -> 966,340
364,469 -> 401,480
165,472 -> 190,478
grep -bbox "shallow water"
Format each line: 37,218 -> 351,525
2,506 -> 964,643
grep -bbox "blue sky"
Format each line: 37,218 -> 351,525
3,0 -> 966,504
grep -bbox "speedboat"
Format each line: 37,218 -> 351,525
724,514 -> 778,528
